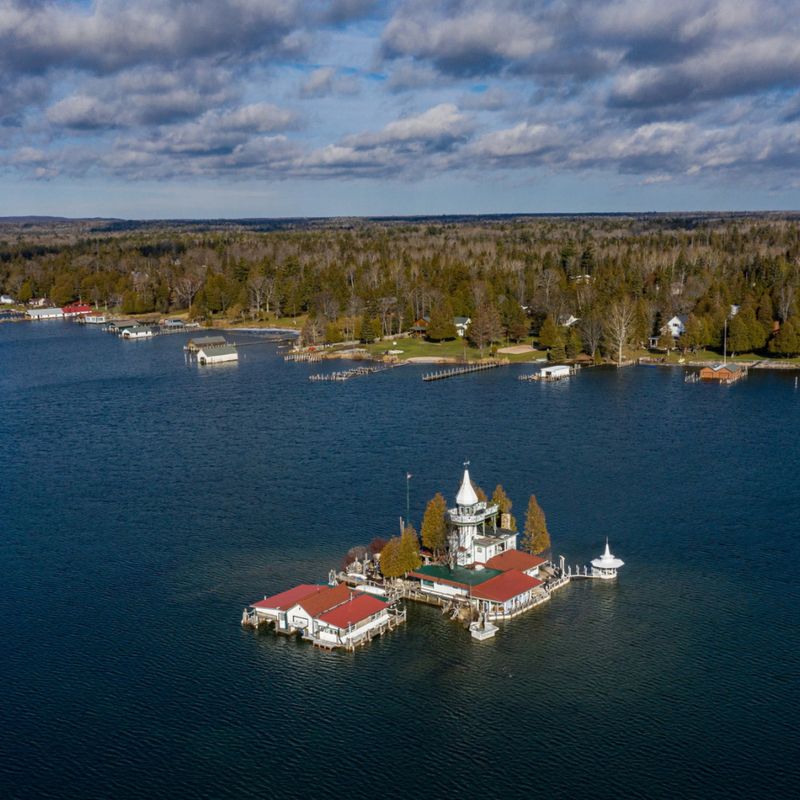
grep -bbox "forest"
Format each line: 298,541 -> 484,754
2,212 -> 800,357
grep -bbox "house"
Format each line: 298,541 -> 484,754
62,304 -> 92,317
314,594 -> 392,648
471,569 -> 544,620
28,297 -> 48,307
83,314 -> 108,324
558,314 -> 580,327
453,316 -> 471,337
666,315 -> 688,338
410,316 -> 430,336
186,335 -> 227,352
485,549 -> 547,577
161,318 -> 184,328
699,363 -> 745,383
447,467 -> 516,566
122,326 -> 154,339
26,307 -> 64,320
0,294 -> 14,305
107,320 -> 138,334
197,344 -> 238,365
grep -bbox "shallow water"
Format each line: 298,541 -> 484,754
1,322 -> 798,799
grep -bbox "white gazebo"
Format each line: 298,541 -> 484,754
591,539 -> 624,579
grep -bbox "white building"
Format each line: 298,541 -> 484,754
447,467 -> 516,566
26,307 -> 64,320
0,294 -> 14,304
454,316 -> 471,337
83,314 -> 108,324
591,539 -> 624,579
314,594 -> 392,647
122,326 -> 154,339
539,364 -> 571,380
197,344 -> 238,365
666,315 -> 688,338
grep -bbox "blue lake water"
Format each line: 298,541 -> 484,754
1,321 -> 798,800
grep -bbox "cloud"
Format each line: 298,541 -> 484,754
300,66 -> 360,97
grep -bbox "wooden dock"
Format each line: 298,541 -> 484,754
422,359 -> 506,382
309,365 -> 389,381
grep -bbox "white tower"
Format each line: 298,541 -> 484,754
447,466 -> 500,566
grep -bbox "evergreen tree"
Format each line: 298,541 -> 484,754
679,314 -> 706,351
325,322 -> 343,343
359,316 -> 378,343
728,310 -> 754,355
420,493 -> 448,555
426,300 -> 457,341
502,298 -> 529,342
538,315 -> 562,350
491,484 -> 517,531
521,495 -> 550,555
548,339 -> 567,362
757,292 -> 774,337
565,326 -> 583,359
769,318 -> 800,356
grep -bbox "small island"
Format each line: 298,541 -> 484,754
243,465 -> 621,650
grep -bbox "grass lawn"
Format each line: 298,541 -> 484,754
363,336 -> 547,362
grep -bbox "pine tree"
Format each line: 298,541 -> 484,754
421,493 -> 448,554
769,318 -> 800,356
427,300 -> 457,341
565,326 -> 583,359
359,316 -> 378,343
538,315 -> 562,350
491,484 -> 517,531
522,495 -> 550,555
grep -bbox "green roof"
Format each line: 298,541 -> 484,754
411,564 -> 502,587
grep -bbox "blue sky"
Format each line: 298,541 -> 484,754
1,0 -> 799,217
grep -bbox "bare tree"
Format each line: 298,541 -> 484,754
174,269 -> 205,309
580,312 -> 604,358
777,284 -> 795,322
604,299 -> 635,366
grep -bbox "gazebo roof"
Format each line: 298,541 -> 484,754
591,539 -> 625,570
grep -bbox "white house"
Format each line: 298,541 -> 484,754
471,569 -> 544,620
454,316 -> 471,337
249,584 -> 321,628
666,315 -> 688,338
197,344 -> 238,365
83,314 -> 108,324
447,467 -> 516,566
0,294 -> 14,305
558,314 -> 580,327
280,583 -> 352,635
26,307 -> 64,320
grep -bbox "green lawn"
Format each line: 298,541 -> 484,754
362,336 -> 546,362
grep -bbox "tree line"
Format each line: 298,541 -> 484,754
3,214 -> 800,356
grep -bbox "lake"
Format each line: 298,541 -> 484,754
1,321 -> 798,799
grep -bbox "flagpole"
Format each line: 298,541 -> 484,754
406,471 -> 411,527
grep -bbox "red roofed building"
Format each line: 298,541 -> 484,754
62,304 -> 93,317
250,584 -> 321,627
485,549 -> 547,576
314,594 -> 391,647
471,569 -> 544,619
280,582 -> 353,634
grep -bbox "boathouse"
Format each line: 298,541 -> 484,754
26,307 -> 64,320
471,569 -> 544,619
539,364 -> 571,381
186,335 -> 227,352
197,344 -> 238,365
699,363 -> 745,383
122,326 -> 153,339
62,303 -> 92,317
250,584 -> 322,629
485,549 -> 547,576
313,594 -> 392,647
282,582 -> 352,634
408,564 -> 503,600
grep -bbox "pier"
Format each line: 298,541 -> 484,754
309,365 -> 390,381
422,359 -> 506,382
285,351 -> 323,362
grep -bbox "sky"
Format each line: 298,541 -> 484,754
1,0 -> 799,218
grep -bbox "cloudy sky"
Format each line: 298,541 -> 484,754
1,0 -> 799,217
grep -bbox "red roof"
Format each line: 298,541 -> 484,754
485,549 -> 546,573
317,594 -> 388,629
251,584 -> 321,611
297,582 -> 352,617
62,304 -> 92,313
471,569 -> 542,603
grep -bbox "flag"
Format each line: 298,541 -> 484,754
406,472 -> 413,480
